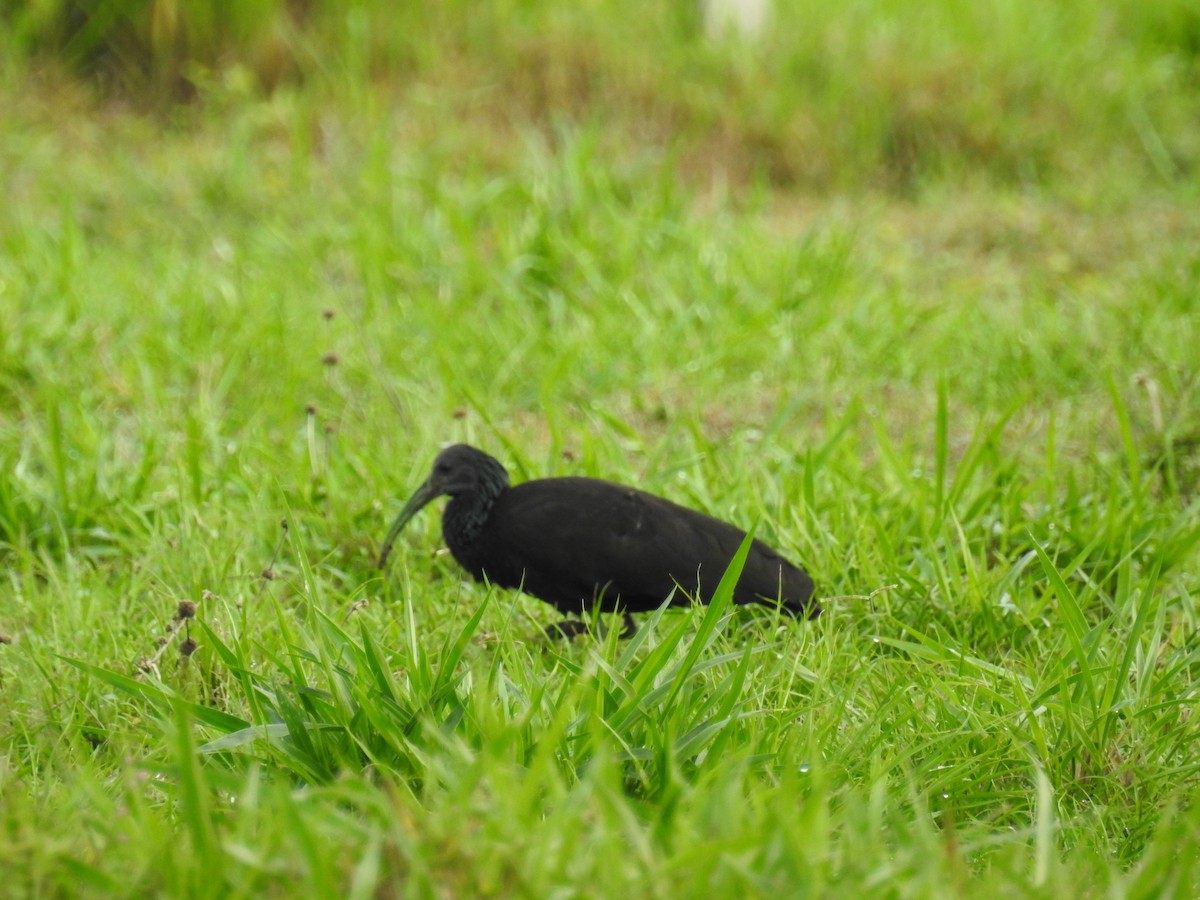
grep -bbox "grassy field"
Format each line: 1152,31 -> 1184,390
2,1 -> 1200,896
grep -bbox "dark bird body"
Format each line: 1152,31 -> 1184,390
379,444 -> 819,634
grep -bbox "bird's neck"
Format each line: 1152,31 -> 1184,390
443,463 -> 509,549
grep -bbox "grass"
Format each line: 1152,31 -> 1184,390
2,1 -> 1200,895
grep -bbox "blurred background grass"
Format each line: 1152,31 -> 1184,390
3,0 -> 1198,193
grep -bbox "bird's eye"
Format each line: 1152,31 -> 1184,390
434,462 -> 451,476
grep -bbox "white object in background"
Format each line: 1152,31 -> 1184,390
703,0 -> 771,41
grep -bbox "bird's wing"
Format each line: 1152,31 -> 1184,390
485,478 -> 771,611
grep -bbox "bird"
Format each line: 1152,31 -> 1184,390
378,443 -> 819,637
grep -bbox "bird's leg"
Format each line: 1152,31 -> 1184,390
544,613 -> 637,641
617,612 -> 637,639
545,619 -> 591,640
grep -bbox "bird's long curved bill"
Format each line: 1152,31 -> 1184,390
378,479 -> 439,568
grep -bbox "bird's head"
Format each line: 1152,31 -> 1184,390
378,444 -> 510,567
